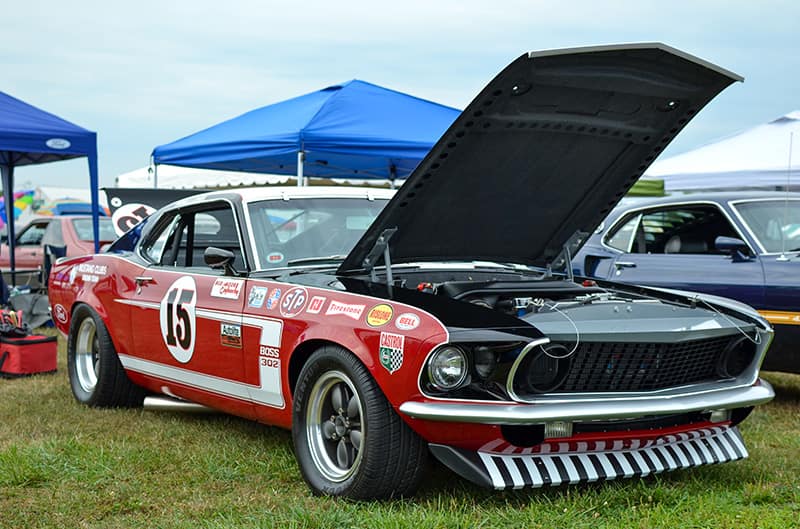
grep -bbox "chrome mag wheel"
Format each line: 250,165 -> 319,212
74,316 -> 99,394
305,370 -> 365,482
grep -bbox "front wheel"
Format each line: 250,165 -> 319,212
67,304 -> 145,408
292,345 -> 427,499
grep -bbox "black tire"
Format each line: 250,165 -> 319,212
67,304 -> 145,408
292,345 -> 427,499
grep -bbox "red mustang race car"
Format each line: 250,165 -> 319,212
50,44 -> 775,499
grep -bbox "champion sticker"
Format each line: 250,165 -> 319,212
266,288 -> 282,310
211,278 -> 244,300
220,323 -> 242,348
248,286 -> 268,308
326,300 -> 365,320
306,296 -> 327,314
395,312 -> 420,331
379,332 -> 404,374
53,304 -> 68,324
266,252 -> 284,264
280,286 -> 308,317
366,304 -> 393,327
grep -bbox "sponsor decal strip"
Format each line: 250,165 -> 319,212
758,310 -> 800,326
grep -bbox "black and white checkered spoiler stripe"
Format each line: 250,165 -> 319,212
431,426 -> 747,490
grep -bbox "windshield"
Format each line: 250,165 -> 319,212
72,218 -> 118,241
732,199 -> 800,253
247,197 -> 389,269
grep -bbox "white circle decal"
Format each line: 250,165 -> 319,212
395,312 -> 420,331
159,276 -> 197,363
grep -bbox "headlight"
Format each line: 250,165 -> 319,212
427,346 -> 468,390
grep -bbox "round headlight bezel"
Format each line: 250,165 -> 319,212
427,345 -> 469,391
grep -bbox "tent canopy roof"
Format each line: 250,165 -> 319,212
152,80 -> 460,180
0,91 -> 96,166
643,111 -> 800,191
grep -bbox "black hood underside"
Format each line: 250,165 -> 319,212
340,43 -> 741,274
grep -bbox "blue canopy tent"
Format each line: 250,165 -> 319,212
0,91 -> 101,285
152,80 -> 460,185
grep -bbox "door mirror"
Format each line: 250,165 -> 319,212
714,236 -> 750,261
204,246 -> 237,276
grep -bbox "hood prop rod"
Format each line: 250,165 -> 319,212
363,227 -> 398,287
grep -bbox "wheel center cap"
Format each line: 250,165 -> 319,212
334,416 -> 347,436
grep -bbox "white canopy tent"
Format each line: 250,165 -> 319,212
115,165 -> 292,189
642,111 -> 800,192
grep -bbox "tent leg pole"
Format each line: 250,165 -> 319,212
297,151 -> 304,187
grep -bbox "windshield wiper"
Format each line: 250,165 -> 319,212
286,255 -> 347,266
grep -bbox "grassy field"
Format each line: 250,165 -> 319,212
1,331 -> 798,529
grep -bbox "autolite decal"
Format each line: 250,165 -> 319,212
306,296 -> 327,314
379,332 -> 404,373
366,304 -> 393,327
326,300 -> 365,320
211,278 -> 244,300
220,323 -> 242,348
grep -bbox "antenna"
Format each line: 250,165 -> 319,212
778,131 -> 794,261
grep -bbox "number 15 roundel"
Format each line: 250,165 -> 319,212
159,276 -> 197,363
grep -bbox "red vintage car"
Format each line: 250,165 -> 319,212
49,44 -> 775,499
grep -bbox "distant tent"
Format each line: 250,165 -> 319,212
152,80 -> 460,184
0,91 -> 101,284
643,111 -> 800,192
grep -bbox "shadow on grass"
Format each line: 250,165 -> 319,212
761,371 -> 800,404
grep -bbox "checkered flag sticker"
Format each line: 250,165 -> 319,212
380,346 -> 403,374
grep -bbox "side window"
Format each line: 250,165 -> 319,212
17,222 -> 48,245
141,203 -> 243,270
606,205 -> 739,255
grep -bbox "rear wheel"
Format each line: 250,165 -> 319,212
292,345 -> 427,499
67,304 -> 145,407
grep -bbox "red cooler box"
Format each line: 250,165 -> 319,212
0,335 -> 58,377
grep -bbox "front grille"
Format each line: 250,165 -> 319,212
513,335 -> 736,396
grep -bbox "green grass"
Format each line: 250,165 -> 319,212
1,332 -> 798,528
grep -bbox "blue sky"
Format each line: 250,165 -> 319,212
2,0 -> 798,188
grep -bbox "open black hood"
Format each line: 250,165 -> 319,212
339,43 -> 741,274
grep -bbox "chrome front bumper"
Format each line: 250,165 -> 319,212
399,379 -> 774,425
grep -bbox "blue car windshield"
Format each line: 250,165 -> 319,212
733,200 -> 800,253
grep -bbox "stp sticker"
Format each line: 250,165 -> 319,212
366,304 -> 393,327
159,276 -> 197,363
220,323 -> 242,348
248,286 -> 268,308
280,287 -> 308,317
266,288 -> 282,310
326,301 -> 365,320
379,332 -> 404,374
211,278 -> 244,300
395,313 -> 420,331
306,296 -> 327,314
53,304 -> 69,324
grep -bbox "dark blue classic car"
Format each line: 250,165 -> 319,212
573,191 -> 800,373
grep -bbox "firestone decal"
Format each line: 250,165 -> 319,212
379,332 -> 404,374
248,286 -> 268,308
306,296 -> 327,314
266,288 -> 282,310
326,300 -> 365,320
366,304 -> 393,327
53,304 -> 69,324
211,278 -> 244,300
395,312 -> 420,331
280,287 -> 308,317
159,276 -> 197,363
